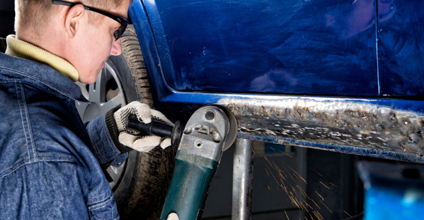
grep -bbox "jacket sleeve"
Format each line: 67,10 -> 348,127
85,115 -> 127,166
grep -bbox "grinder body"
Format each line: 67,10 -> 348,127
127,105 -> 237,220
160,106 -> 237,220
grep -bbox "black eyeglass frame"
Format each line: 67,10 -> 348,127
52,0 -> 128,40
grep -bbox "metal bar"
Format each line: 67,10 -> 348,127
232,138 -> 254,220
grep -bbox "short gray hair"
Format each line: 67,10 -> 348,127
15,0 -> 127,36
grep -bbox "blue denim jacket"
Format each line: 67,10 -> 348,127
0,52 -> 123,219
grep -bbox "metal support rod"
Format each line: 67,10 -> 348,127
232,138 -> 254,220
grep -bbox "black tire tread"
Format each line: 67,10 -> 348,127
120,26 -> 153,108
117,25 -> 178,220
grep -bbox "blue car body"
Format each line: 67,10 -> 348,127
129,0 -> 424,163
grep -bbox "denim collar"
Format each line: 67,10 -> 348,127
5,35 -> 79,82
0,52 -> 89,103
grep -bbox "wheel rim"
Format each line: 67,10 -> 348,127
75,61 -> 127,190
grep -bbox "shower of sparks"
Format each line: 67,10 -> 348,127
258,147 -> 338,220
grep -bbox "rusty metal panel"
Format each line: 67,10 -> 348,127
218,97 -> 424,163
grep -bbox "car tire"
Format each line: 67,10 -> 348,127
77,25 -> 177,219
112,25 -> 178,220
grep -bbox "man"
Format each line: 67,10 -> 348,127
0,0 -> 172,219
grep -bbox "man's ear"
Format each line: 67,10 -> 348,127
64,4 -> 86,38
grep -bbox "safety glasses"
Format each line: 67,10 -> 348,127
52,0 -> 128,40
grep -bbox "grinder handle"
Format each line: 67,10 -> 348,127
127,114 -> 173,137
126,114 -> 182,145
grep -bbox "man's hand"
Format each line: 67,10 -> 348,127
106,101 -> 174,153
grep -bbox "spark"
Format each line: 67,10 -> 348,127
284,210 -> 289,220
319,181 -> 330,189
329,182 -> 338,187
290,196 -> 301,209
343,210 -> 352,217
265,167 -> 270,176
309,198 -> 320,209
300,202 -> 308,212
304,201 -> 313,211
320,200 -> 333,213
315,191 -> 324,201
296,185 -> 309,199
282,152 -> 293,158
309,168 -> 323,177
291,186 -> 298,196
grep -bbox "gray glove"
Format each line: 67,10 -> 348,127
106,101 -> 173,153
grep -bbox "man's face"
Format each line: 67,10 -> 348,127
72,0 -> 130,84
